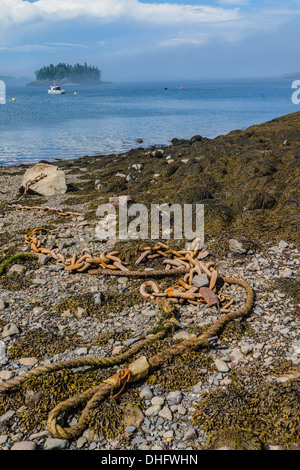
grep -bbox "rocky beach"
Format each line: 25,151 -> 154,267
0,111 -> 299,451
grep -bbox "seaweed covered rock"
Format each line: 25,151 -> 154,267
236,189 -> 276,211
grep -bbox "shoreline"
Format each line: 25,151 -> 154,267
0,111 -> 299,451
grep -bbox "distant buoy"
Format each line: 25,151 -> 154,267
74,92 -> 77,95
179,87 -> 183,90
12,98 -> 16,101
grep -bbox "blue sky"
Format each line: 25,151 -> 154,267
0,0 -> 299,81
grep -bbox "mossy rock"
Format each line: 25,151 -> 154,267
235,189 -> 276,211
8,327 -> 87,359
191,371 -> 300,449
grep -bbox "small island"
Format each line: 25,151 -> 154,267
27,62 -> 109,86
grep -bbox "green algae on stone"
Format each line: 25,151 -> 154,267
267,278 -> 300,304
55,290 -> 142,322
8,327 -> 87,359
218,319 -> 254,344
191,372 -> 300,449
0,368 -> 113,432
0,273 -> 33,291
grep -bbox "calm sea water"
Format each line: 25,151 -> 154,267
0,78 -> 297,166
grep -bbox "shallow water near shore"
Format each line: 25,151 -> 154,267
0,78 -> 297,166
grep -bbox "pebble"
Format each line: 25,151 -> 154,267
43,438 -> 68,450
192,274 -> 209,288
158,406 -> 172,421
145,405 -> 161,417
8,264 -> 26,275
11,441 -> 38,451
166,391 -> 183,406
140,386 -> 153,400
0,298 -> 7,310
215,359 -> 230,373
2,323 -> 20,338
151,396 -> 164,406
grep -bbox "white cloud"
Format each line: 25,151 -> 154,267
1,0 -> 240,27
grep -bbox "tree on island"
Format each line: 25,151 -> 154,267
35,62 -> 101,82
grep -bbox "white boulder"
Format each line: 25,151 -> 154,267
20,163 -> 67,197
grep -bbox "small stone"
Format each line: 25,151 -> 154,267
192,274 -> 209,288
173,331 -> 191,340
182,427 -> 198,441
126,173 -> 134,182
280,268 -> 293,278
109,195 -> 133,207
43,438 -> 68,450
140,386 -> 153,400
177,404 -> 187,415
11,441 -> 38,451
24,390 -> 46,406
163,430 -> 174,439
278,240 -> 289,249
75,347 -> 88,356
8,264 -> 26,275
0,341 -> 8,365
0,298 -> 8,310
38,254 -> 51,265
132,163 -> 143,170
166,391 -> 183,406
215,359 -> 230,373
0,370 -> 13,380
0,435 -> 8,445
228,239 -> 246,254
0,409 -> 15,423
111,346 -> 124,356
158,406 -> 172,421
145,405 -> 161,417
76,307 -> 87,319
151,396 -> 164,406
2,323 -> 20,338
240,344 -> 253,355
76,437 -> 87,449
18,357 -> 38,366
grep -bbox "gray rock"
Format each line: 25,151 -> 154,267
145,405 -> 161,417
166,391 -> 183,406
11,441 -> 38,451
215,359 -> 230,373
0,298 -> 8,310
192,274 -> 209,288
140,386 -> 153,400
228,239 -> 246,254
158,406 -> 172,421
43,438 -> 68,450
278,240 -> 289,249
182,427 -> 198,441
0,410 -> 15,423
0,341 -> 8,365
280,268 -> 293,278
240,344 -> 253,355
2,323 -> 20,338
76,307 -> 87,319
151,396 -> 164,406
8,264 -> 26,275
0,435 -> 8,445
38,254 -> 52,265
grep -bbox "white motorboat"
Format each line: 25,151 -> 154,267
48,85 -> 65,95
